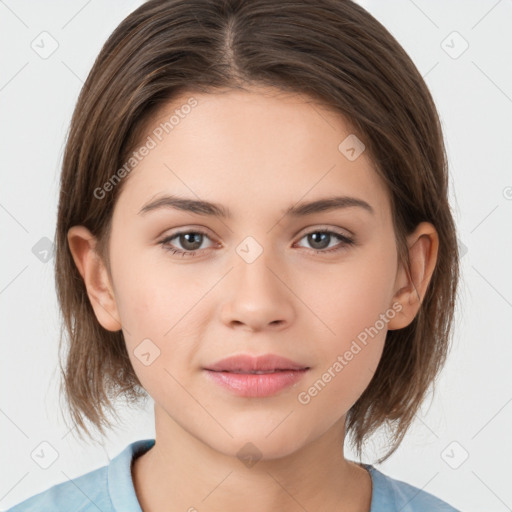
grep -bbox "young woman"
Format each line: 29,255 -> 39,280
8,0 -> 460,510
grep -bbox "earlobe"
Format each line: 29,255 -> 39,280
67,225 -> 122,332
387,222 -> 439,330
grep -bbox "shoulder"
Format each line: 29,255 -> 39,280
363,463 -> 461,512
5,465 -> 111,512
5,438 -> 155,512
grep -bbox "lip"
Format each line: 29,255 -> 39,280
203,354 -> 310,398
204,354 -> 309,373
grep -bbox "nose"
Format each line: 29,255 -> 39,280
219,252 -> 295,332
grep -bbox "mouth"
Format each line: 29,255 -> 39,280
203,353 -> 309,373
203,354 -> 310,397
209,369 -> 306,374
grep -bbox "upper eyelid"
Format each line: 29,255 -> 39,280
295,224 -> 354,238
161,225 -> 352,237
160,226 -> 354,246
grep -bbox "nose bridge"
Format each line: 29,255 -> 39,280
218,233 -> 294,330
233,233 -> 284,294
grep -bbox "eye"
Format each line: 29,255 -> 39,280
159,227 -> 355,258
294,229 -> 355,254
160,229 -> 216,257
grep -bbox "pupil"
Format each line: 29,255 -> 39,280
309,232 -> 329,250
181,232 -> 202,250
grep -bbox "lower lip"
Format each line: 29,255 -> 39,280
204,369 -> 309,397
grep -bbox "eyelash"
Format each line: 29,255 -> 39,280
159,228 -> 355,258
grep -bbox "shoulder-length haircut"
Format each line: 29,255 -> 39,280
55,0 -> 460,462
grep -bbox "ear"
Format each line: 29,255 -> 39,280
67,225 -> 122,331
387,222 -> 439,330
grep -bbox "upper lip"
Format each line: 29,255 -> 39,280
204,354 -> 309,372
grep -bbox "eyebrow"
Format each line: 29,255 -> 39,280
138,194 -> 375,218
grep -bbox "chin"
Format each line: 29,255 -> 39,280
207,426 -> 311,463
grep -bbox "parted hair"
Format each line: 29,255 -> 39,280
55,0 -> 460,463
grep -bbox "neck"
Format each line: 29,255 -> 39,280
132,405 -> 372,512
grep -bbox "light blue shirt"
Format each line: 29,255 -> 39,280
6,438 -> 460,511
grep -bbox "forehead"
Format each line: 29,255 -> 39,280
116,86 -> 391,223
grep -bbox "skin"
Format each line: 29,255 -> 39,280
68,86 -> 438,512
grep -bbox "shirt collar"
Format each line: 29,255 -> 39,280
108,438 -> 155,512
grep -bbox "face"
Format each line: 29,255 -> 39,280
98,86 -> 405,459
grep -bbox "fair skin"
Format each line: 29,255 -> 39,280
68,86 -> 438,512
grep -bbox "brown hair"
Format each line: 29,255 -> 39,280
55,0 -> 460,462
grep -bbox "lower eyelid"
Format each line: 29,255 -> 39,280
160,231 -> 214,251
295,231 -> 354,249
160,229 -> 354,255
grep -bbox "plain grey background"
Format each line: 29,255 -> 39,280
1,1 -> 511,511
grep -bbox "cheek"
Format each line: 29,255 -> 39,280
296,249 -> 396,347
109,235 -> 177,333
110,247 -> 209,389
295,341 -> 383,431
113,274 -> 169,338
293,245 -> 396,410
295,274 -> 390,421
